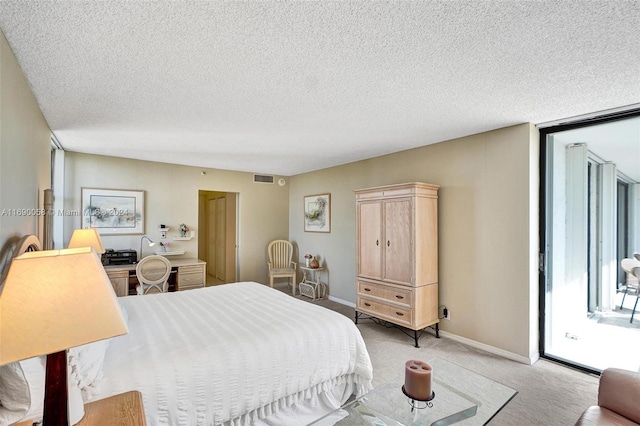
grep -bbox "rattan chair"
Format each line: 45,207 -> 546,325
136,255 -> 171,295
267,240 -> 297,294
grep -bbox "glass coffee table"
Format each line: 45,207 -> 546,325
310,357 -> 517,426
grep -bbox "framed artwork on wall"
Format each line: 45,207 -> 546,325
304,193 -> 331,233
81,188 -> 144,235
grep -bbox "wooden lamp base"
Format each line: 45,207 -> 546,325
43,350 -> 69,426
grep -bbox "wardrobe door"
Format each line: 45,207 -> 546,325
383,198 -> 413,285
357,200 -> 383,280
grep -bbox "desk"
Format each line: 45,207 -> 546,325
105,258 -> 206,297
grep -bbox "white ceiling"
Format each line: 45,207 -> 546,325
1,1 -> 639,176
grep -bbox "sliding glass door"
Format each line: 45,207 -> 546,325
541,114 -> 640,372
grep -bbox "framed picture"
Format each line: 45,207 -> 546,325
81,188 -> 144,235
304,193 -> 331,233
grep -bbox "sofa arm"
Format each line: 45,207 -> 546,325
598,368 -> 640,423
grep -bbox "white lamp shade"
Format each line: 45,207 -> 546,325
0,247 -> 128,365
67,228 -> 105,254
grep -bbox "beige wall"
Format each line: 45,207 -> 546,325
1,22 -> 539,359
62,152 -> 289,284
0,30 -> 51,277
289,124 -> 539,360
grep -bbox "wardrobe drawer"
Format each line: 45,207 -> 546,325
357,297 -> 412,328
357,280 -> 412,308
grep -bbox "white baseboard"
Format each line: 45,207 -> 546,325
329,297 -> 539,365
439,330 -> 539,365
328,295 -> 356,308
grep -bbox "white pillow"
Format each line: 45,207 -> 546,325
0,355 -> 86,425
67,300 -> 128,399
119,300 -> 129,324
67,339 -> 110,399
0,356 -> 45,425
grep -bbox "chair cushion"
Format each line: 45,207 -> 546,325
269,268 -> 295,275
575,406 -> 639,426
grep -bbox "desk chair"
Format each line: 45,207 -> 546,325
136,255 -> 171,295
267,240 -> 297,295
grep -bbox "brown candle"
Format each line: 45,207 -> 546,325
404,360 -> 433,400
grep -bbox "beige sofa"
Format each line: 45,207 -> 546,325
575,368 -> 640,425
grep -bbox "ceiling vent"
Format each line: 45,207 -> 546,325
253,174 -> 274,184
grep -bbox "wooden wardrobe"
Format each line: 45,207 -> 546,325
354,182 -> 439,347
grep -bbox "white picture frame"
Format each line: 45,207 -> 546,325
81,188 -> 144,235
304,193 -> 331,233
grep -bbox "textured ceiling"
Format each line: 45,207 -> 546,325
1,1 -> 639,176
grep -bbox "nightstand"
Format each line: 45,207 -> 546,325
13,391 -> 146,426
79,391 -> 146,425
299,266 -> 327,300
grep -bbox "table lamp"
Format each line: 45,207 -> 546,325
67,228 -> 105,254
0,247 -> 129,425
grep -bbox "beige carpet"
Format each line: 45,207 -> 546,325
276,283 -> 600,425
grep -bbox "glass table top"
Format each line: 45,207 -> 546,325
310,357 -> 517,426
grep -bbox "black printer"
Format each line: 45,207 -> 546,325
102,249 -> 138,265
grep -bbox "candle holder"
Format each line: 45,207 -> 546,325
402,385 -> 435,411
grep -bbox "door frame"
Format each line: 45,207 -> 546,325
198,190 -> 239,283
538,107 -> 640,373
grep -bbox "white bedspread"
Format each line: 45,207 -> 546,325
93,282 -> 373,425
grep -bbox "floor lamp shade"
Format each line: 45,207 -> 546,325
0,247 -> 128,365
67,228 -> 105,254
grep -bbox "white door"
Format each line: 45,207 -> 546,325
207,198 -> 217,277
215,197 -> 226,280
542,123 -> 640,373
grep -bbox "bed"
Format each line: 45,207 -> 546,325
0,236 -> 373,425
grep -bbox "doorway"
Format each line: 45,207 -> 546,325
540,112 -> 640,372
198,190 -> 238,285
